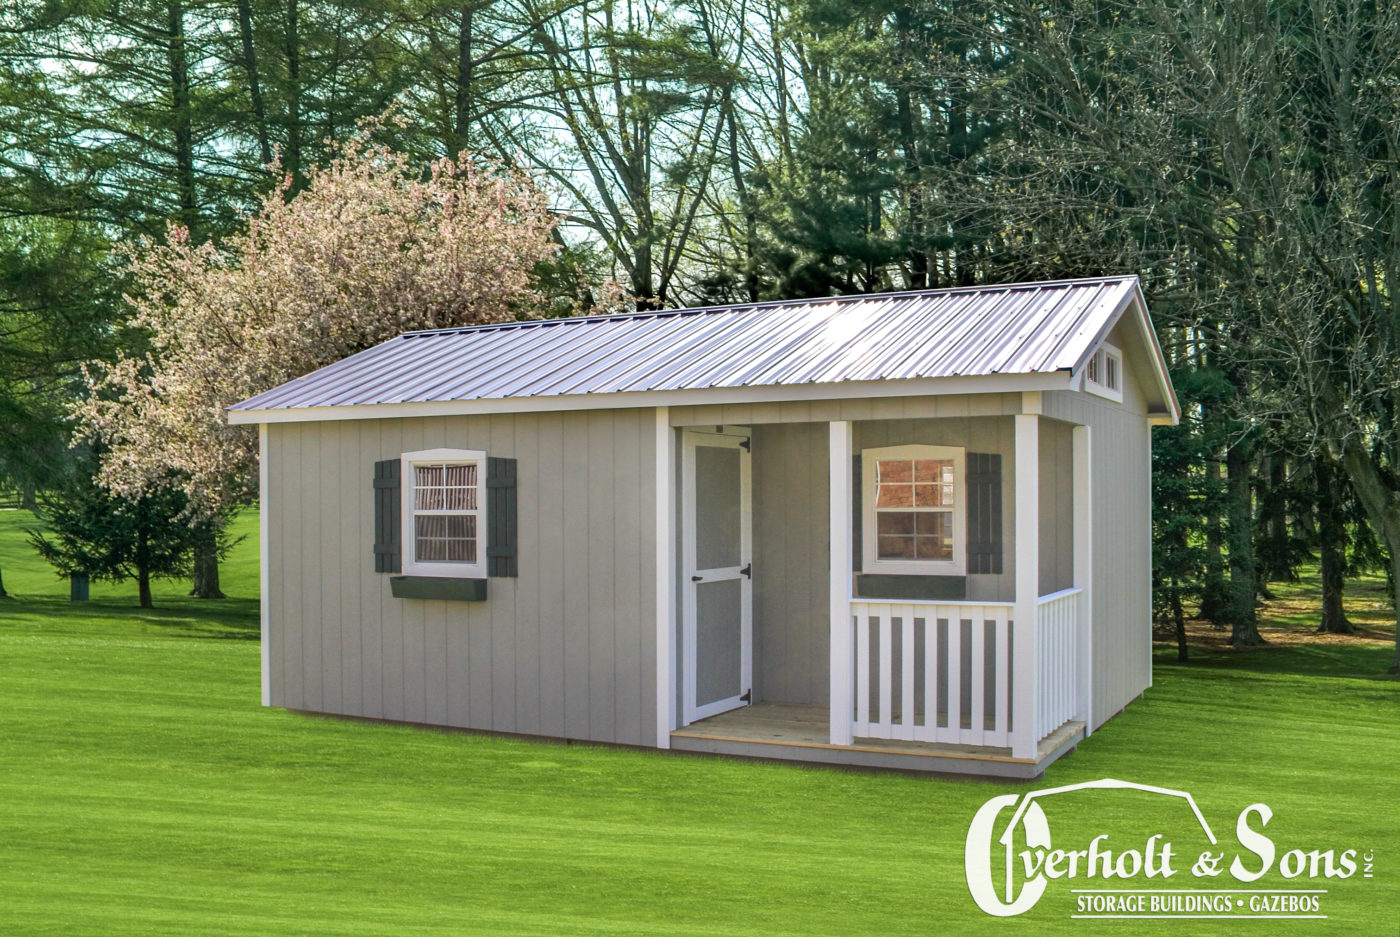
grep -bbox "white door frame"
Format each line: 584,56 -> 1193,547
681,426 -> 753,724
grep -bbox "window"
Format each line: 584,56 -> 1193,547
861,445 -> 966,575
1084,342 -> 1124,402
401,448 -> 486,577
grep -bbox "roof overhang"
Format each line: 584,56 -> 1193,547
227,371 -> 1073,425
1067,282 -> 1181,425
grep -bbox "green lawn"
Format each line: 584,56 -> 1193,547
0,507 -> 1396,935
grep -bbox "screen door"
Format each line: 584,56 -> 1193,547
682,427 -> 753,723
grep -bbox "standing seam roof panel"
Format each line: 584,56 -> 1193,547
230,276 -> 1144,411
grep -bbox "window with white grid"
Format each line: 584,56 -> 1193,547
861,444 -> 966,575
1085,342 -> 1124,402
401,448 -> 486,577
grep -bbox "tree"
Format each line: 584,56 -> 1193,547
75,120 -> 568,523
27,452 -> 210,608
501,0 -> 740,308
958,0 -> 1400,667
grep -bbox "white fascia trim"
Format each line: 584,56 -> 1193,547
226,373 -> 1073,425
1130,285 -> 1183,424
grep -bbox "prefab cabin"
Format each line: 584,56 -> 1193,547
229,275 -> 1179,778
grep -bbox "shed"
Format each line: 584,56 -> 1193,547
229,275 -> 1179,778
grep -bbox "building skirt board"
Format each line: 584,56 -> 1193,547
670,703 -> 1084,778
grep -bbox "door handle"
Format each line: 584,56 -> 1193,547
740,563 -> 751,579
691,575 -> 703,582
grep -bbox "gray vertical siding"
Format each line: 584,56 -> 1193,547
265,408 -> 658,746
752,423 -> 830,705
1038,419 -> 1075,595
1044,346 -> 1155,731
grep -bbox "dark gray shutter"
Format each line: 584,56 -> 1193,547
372,459 -> 400,571
373,459 -> 401,573
486,457 -> 518,577
966,452 -> 1003,574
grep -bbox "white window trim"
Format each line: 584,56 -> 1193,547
401,447 -> 487,578
861,444 -> 966,576
1084,342 -> 1124,403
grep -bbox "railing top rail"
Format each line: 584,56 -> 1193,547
1035,587 -> 1084,605
849,598 -> 1017,609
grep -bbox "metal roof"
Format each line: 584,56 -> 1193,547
231,276 -> 1146,414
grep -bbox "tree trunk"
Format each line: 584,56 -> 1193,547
236,0 -> 273,166
189,527 -> 225,599
1337,436 -> 1400,673
1227,437 -> 1265,645
0,565 -> 7,597
138,567 -> 153,609
1262,451 -> 1292,581
453,4 -> 474,154
20,479 -> 36,512
284,0 -> 303,192
166,0 -> 198,230
1200,458 -> 1230,624
1315,458 -> 1353,633
136,524 -> 153,609
724,94 -> 759,303
1171,579 -> 1188,662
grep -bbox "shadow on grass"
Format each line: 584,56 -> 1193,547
1153,641 -> 1395,680
0,593 -> 259,640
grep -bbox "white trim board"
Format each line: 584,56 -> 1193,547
227,373 -> 1074,425
654,408 -> 676,747
259,423 -> 271,707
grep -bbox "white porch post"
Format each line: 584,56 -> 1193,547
1011,401 -> 1041,760
259,423 -> 270,707
828,420 -> 854,746
1072,423 -> 1094,734
654,407 -> 676,748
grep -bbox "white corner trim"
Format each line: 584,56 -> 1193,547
1011,413 -> 1040,760
828,421 -> 855,747
654,407 -> 675,748
1073,424 -> 1094,735
258,423 -> 271,707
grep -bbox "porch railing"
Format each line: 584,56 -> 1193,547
849,591 -> 1082,750
849,600 -> 1015,748
1035,588 -> 1082,740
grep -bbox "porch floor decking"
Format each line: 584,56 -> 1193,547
670,703 -> 1084,779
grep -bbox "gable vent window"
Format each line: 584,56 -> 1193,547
1084,342 -> 1124,402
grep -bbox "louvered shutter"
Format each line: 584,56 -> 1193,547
485,457 -> 518,577
373,459 -> 401,573
966,452 -> 1003,574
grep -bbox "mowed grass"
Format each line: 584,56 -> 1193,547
1,507 -> 1397,935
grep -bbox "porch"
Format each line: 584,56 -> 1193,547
672,586 -> 1087,777
657,394 -> 1098,775
671,704 -> 1085,779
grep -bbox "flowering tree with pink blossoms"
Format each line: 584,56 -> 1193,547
76,125 -> 588,594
